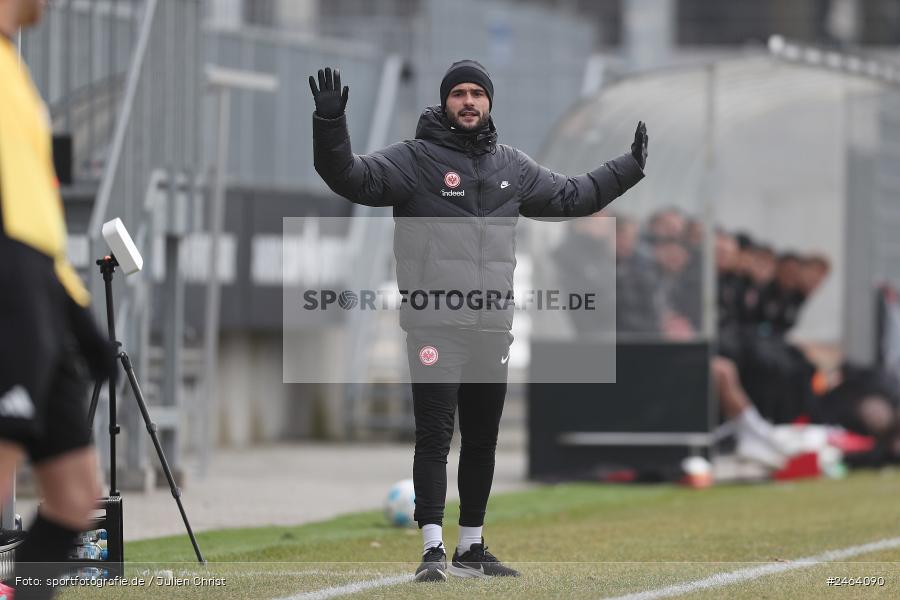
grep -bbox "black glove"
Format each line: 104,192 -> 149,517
66,298 -> 118,385
631,121 -> 648,169
308,67 -> 349,119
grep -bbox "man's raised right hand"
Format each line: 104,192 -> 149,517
309,67 -> 349,119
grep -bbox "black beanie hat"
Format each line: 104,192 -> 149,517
440,60 -> 493,110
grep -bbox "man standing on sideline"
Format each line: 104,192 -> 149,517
0,1 -> 116,598
310,60 -> 647,581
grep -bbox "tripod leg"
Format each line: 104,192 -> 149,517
119,351 -> 205,564
88,378 -> 102,429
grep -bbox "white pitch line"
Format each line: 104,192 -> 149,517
275,536 -> 900,600
277,573 -> 413,600
602,536 -> 900,600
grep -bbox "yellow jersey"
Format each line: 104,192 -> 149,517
0,36 -> 89,306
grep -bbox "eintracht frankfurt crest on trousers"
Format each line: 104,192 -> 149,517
419,345 -> 439,366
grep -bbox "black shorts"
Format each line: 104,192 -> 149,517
0,239 -> 93,463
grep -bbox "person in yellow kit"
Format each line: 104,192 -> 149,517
0,1 -> 116,598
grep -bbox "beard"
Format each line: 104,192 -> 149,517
446,108 -> 489,132
18,0 -> 46,27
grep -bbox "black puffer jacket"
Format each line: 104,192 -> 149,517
313,106 -> 644,332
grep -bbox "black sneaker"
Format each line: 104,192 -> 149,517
448,540 -> 520,578
414,544 -> 448,582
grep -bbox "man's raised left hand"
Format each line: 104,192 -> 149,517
631,121 -> 648,169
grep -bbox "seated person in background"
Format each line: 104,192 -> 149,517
651,233 -> 696,340
716,231 -> 741,320
558,218 -> 791,469
732,232 -> 760,325
633,208 -> 702,339
613,216 -> 660,335
738,250 -> 831,424
674,219 -> 703,331
712,356 -> 791,469
685,218 -> 705,250
810,364 -> 900,466
758,252 -> 805,335
636,207 -> 687,263
551,215 -> 617,337
553,213 -> 665,338
554,210 -> 705,341
799,254 -> 831,302
737,242 -> 777,327
715,230 -> 744,361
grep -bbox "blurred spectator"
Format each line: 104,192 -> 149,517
675,218 -> 704,330
614,216 -> 659,335
716,230 -> 741,325
799,254 -> 831,296
685,218 -> 704,248
551,215 -> 617,337
555,208 -> 900,468
810,363 -> 900,466
615,216 -> 638,259
653,235 -> 696,340
553,214 -> 661,337
553,210 -> 895,469
634,208 -> 698,339
758,252 -> 805,335
635,207 -> 686,265
716,230 -> 743,361
734,238 -> 765,325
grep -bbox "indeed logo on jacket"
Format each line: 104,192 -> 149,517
312,105 -> 644,332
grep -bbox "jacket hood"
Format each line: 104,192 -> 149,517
415,105 -> 497,156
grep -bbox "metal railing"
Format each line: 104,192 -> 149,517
87,0 -> 202,482
88,0 -> 202,340
22,0 -> 142,179
17,0 -> 203,483
203,24 -> 386,191
341,56 -> 407,438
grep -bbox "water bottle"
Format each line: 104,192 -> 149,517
76,529 -> 108,545
72,543 -> 108,561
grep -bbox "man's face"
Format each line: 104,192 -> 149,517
776,258 -> 802,290
715,233 -> 738,272
654,240 -> 689,274
750,250 -> 776,285
615,221 -> 637,258
445,83 -> 490,131
577,214 -> 613,240
799,261 -> 829,294
16,0 -> 45,27
649,210 -> 685,241
737,247 -> 755,275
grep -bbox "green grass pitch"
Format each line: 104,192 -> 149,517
56,469 -> 899,599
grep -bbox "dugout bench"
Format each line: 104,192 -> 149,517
528,340 -> 715,481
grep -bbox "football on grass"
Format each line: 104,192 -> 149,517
384,479 -> 416,527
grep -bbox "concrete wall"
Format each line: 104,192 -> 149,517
217,329 -> 351,445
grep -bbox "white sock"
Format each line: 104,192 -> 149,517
422,524 -> 443,554
736,405 -> 773,440
457,526 -> 483,554
735,406 -> 795,455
